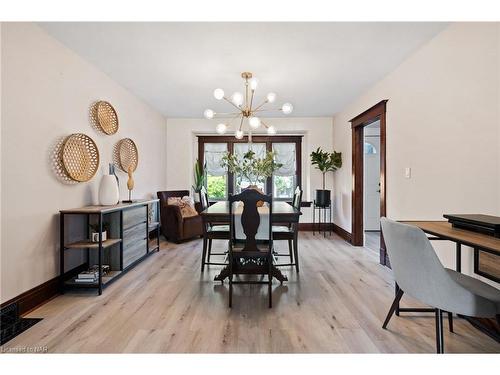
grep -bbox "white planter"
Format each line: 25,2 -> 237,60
91,230 -> 107,242
98,174 -> 119,206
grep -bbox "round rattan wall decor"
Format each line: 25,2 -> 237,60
61,133 -> 100,182
95,101 -> 119,135
117,138 -> 138,172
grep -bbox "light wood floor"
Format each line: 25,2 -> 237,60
2,233 -> 499,353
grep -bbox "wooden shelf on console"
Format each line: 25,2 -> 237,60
64,270 -> 122,287
64,238 -> 122,249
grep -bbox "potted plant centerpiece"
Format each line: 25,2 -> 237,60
310,147 -> 342,207
221,149 -> 282,205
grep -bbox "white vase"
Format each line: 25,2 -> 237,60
98,174 -> 119,206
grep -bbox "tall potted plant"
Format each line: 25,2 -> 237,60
310,147 -> 342,207
192,159 -> 206,199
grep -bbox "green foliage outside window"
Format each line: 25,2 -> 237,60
207,175 -> 227,199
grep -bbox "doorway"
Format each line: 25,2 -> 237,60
350,100 -> 388,265
363,121 -> 381,253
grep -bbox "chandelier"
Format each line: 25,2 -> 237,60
204,72 -> 293,140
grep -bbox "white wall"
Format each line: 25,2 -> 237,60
332,23 -> 500,286
166,117 -> 334,222
1,23 -> 168,303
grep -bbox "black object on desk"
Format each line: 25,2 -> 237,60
443,214 -> 500,238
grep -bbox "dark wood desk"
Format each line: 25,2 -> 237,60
401,220 -> 500,343
200,201 -> 301,283
402,221 -> 500,280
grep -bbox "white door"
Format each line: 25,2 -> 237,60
363,137 -> 380,231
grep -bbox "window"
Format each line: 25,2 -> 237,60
204,143 -> 228,200
364,142 -> 377,154
272,143 -> 297,199
198,136 -> 302,201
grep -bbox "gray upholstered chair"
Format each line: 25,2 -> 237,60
380,217 -> 500,353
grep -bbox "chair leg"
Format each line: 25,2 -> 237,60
435,308 -> 444,354
293,235 -> 299,273
201,236 -> 208,272
288,239 -> 293,264
382,288 -> 404,329
268,270 -> 272,309
229,274 -> 233,308
207,239 -> 213,263
447,312 -> 454,333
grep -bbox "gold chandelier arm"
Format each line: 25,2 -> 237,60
238,115 -> 244,131
260,120 -> 270,129
252,108 -> 282,113
252,99 -> 269,112
245,79 -> 249,110
213,112 -> 241,117
223,96 -> 243,111
225,113 -> 243,129
249,89 -> 255,113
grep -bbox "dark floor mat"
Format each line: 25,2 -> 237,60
1,317 -> 42,345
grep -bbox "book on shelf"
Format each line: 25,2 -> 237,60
74,277 -> 97,283
78,271 -> 99,279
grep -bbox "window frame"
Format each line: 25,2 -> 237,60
198,135 -> 302,201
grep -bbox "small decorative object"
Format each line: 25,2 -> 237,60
116,138 -> 138,203
98,174 -> 119,206
89,223 -> 110,242
124,165 -> 135,203
192,159 -> 206,198
94,101 -> 119,135
221,149 -> 282,206
204,71 -> 292,140
61,133 -> 100,182
310,147 -> 342,207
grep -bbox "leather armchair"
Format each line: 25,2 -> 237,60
157,190 -> 203,243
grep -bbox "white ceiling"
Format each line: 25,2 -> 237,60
39,22 -> 447,118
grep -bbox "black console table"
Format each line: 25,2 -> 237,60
312,200 -> 332,237
59,199 -> 160,295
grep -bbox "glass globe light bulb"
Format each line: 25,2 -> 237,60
235,130 -> 244,139
267,125 -> 277,135
231,92 -> 243,106
216,123 -> 227,134
248,116 -> 260,129
281,103 -> 293,115
204,109 -> 215,119
213,88 -> 225,100
249,78 -> 258,90
266,92 -> 276,103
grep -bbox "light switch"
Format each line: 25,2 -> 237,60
405,167 -> 411,179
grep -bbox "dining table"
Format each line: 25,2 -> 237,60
200,200 -> 302,283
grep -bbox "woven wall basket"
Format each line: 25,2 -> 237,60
61,133 -> 100,182
117,138 -> 138,172
95,101 -> 119,135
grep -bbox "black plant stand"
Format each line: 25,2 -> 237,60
313,200 -> 332,237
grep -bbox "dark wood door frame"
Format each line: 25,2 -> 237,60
350,100 -> 388,265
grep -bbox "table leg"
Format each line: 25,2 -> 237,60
214,266 -> 231,282
215,265 -> 288,284
313,203 -> 315,235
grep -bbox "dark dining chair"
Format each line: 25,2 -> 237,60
381,217 -> 500,353
199,186 -> 230,271
272,186 -> 302,272
228,189 -> 274,308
